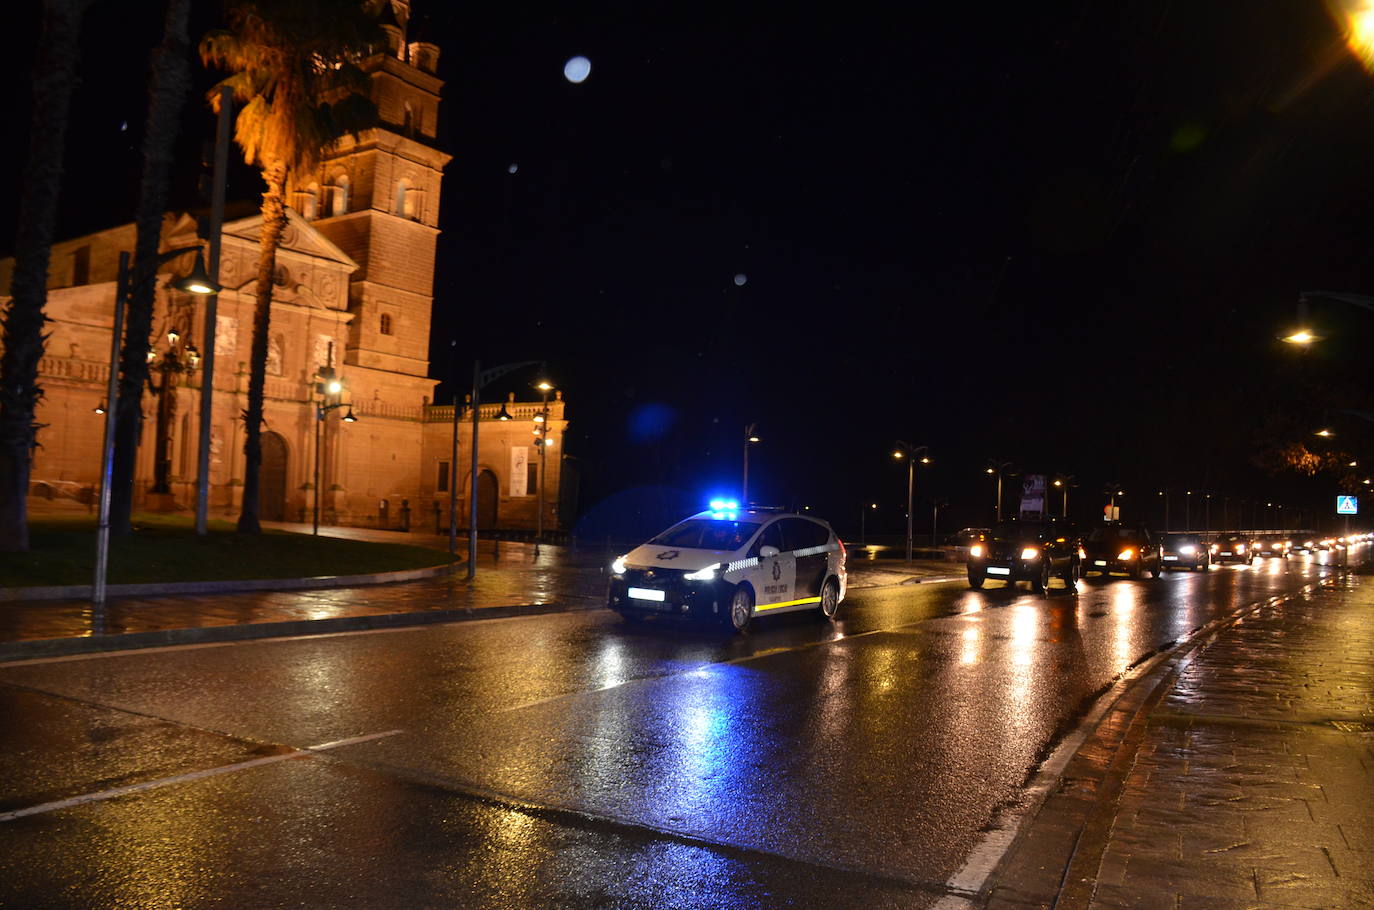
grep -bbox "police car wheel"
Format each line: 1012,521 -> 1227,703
818,578 -> 840,620
727,586 -> 754,633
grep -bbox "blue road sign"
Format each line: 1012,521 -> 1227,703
1337,495 -> 1358,516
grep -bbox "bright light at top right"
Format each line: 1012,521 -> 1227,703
1329,0 -> 1374,71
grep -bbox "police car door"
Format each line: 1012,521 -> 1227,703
753,520 -> 796,607
783,517 -> 829,598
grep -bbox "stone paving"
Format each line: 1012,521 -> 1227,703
1083,576 -> 1374,909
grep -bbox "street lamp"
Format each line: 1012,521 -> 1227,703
461,360 -> 542,579
94,246 -> 218,607
861,501 -> 876,547
1053,474 -> 1076,518
533,379 -> 556,554
986,459 -> 1015,523
742,423 -> 760,505
147,328 -> 201,497
311,359 -> 356,536
893,442 -> 930,562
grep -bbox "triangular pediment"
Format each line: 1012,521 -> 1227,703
221,208 -> 358,271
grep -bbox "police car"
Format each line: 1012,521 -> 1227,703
607,500 -> 848,633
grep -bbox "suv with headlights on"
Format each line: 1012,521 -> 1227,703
607,501 -> 847,633
966,519 -> 1082,594
1081,522 -> 1163,579
1212,533 -> 1254,565
1161,533 -> 1211,571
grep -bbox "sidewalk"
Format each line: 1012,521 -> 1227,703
0,526 -> 957,660
990,573 -> 1374,908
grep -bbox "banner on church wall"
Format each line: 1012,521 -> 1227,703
510,446 -> 529,497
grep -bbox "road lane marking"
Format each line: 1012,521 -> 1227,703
0,729 -> 403,823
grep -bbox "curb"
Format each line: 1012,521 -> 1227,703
0,596 -> 605,663
0,561 -> 458,602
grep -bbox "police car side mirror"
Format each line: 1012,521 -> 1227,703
759,545 -> 780,558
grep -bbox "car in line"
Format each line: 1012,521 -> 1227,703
1161,532 -> 1211,571
1081,523 -> 1163,579
1211,534 -> 1254,565
607,501 -> 847,633
965,519 -> 1082,594
1254,536 -> 1291,559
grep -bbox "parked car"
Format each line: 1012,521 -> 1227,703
1162,532 -> 1211,571
1081,523 -> 1163,579
1212,534 -> 1254,565
966,519 -> 1081,594
607,502 -> 847,633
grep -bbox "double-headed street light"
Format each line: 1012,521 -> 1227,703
986,459 -> 1015,523
893,442 -> 930,563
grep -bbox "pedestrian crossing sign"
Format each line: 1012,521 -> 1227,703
1337,495 -> 1358,516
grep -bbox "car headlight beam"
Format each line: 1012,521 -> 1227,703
1119,548 -> 1136,560
969,544 -> 985,558
1020,547 -> 1039,560
611,556 -> 627,575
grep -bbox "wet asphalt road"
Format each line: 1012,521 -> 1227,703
0,556 -> 1345,909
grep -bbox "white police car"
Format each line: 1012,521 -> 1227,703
607,500 -> 848,633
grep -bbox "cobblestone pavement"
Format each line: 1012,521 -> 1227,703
1082,576 -> 1374,908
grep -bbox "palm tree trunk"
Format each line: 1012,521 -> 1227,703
109,0 -> 193,535
0,0 -> 91,553
237,159 -> 288,534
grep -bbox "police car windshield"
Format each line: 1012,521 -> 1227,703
650,519 -> 762,550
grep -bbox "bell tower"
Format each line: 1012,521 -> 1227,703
288,0 -> 450,382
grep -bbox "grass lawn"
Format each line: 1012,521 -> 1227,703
1,514 -> 455,588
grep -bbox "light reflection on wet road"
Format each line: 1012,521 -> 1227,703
0,556 -> 1347,908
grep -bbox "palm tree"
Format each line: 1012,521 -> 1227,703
200,0 -> 379,533
0,0 -> 96,553
108,0 -> 194,536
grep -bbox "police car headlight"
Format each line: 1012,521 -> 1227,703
611,556 -> 627,575
969,544 -> 985,558
1020,547 -> 1039,560
684,564 -> 720,581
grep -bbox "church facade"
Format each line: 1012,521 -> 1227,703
0,1 -> 570,534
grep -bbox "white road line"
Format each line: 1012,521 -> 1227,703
0,729 -> 403,823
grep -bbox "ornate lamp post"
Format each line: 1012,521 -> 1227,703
311,359 -> 355,535
147,327 -> 200,496
533,379 -> 555,555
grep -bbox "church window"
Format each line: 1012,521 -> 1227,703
380,313 -> 393,335
302,183 -> 319,220
331,175 -> 350,216
71,245 -> 90,286
527,463 -> 538,497
437,461 -> 450,493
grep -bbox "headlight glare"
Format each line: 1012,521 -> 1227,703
1020,547 -> 1039,560
611,556 -> 627,575
1235,544 -> 1245,553
969,544 -> 985,558
1119,548 -> 1136,560
684,564 -> 721,581
1180,545 -> 1196,555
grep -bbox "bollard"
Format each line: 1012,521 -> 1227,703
400,498 -> 411,532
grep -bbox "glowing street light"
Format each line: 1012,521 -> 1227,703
893,442 -> 931,563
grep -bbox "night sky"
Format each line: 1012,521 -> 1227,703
6,1 -> 1374,539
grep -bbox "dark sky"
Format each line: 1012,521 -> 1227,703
6,0 -> 1374,538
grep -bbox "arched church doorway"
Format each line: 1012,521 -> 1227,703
477,469 -> 498,530
260,431 -> 288,522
